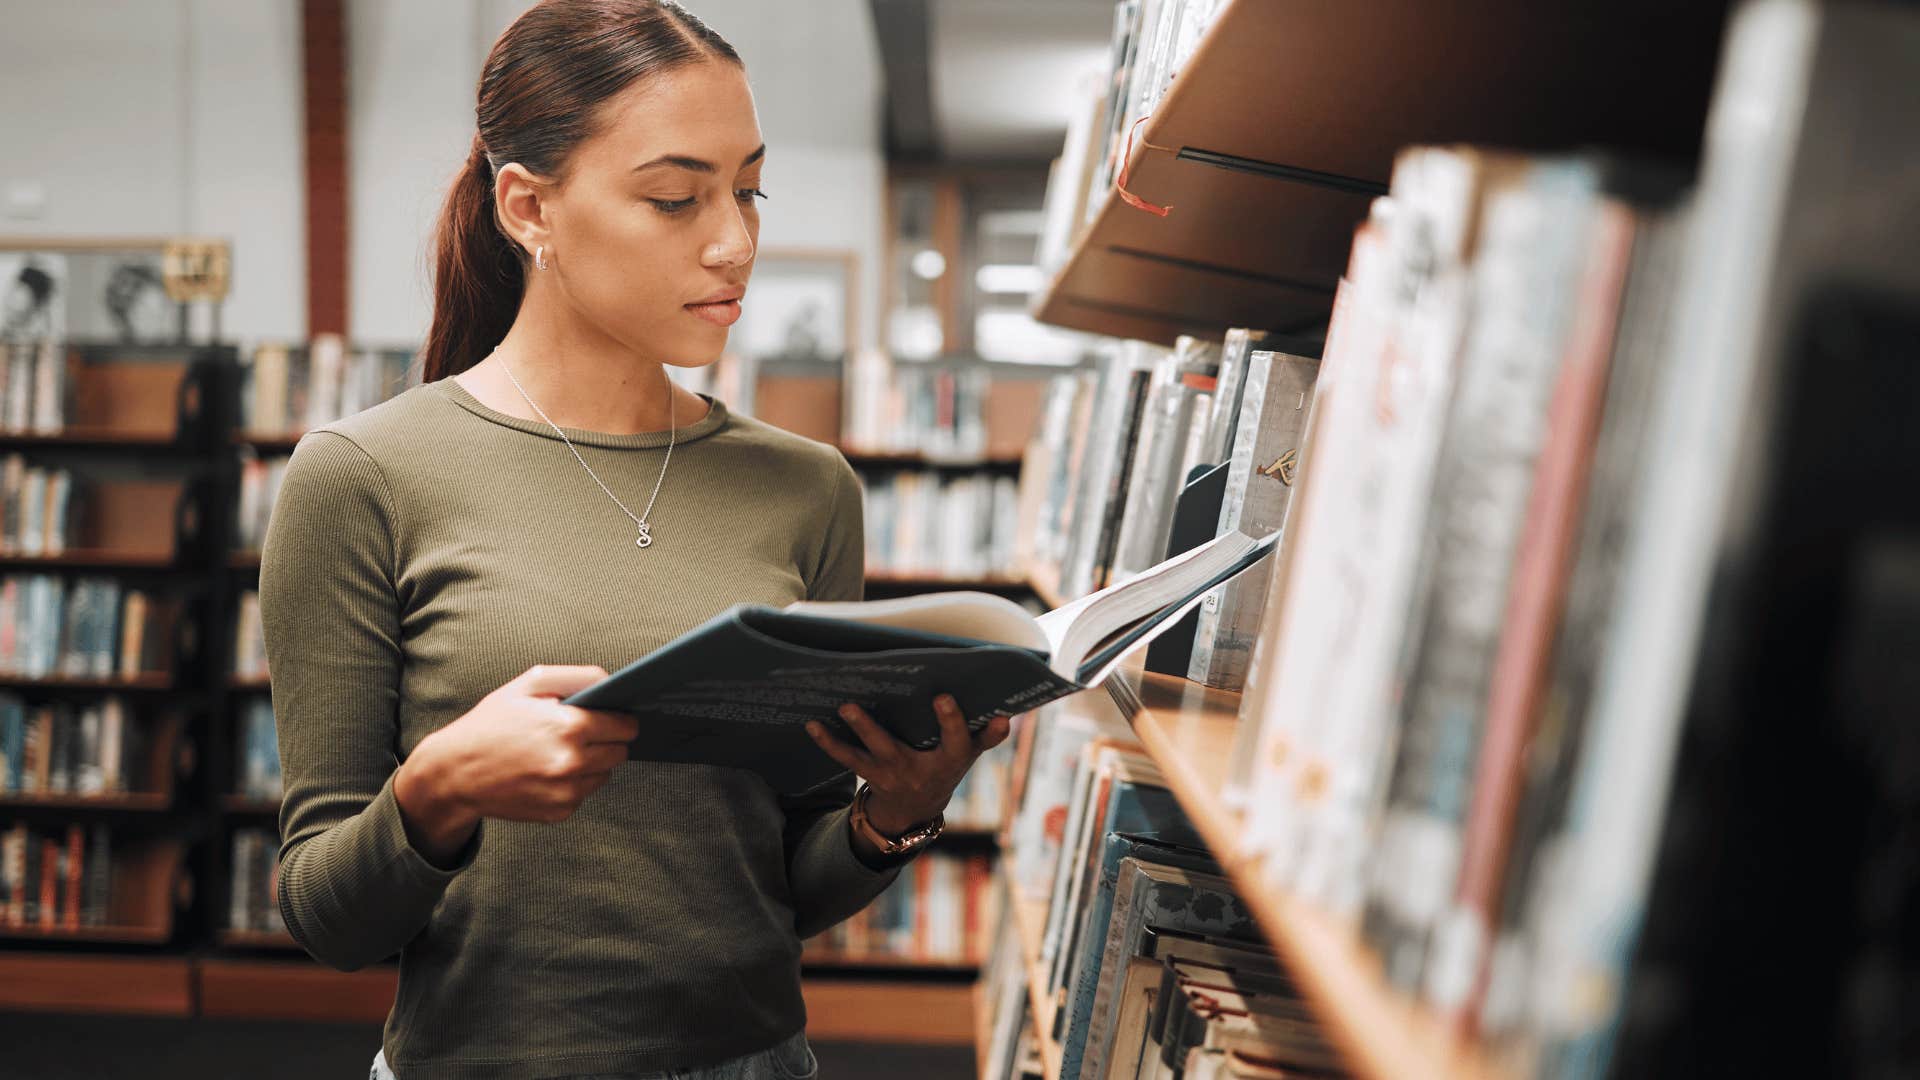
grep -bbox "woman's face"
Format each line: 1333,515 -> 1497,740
535,60 -> 763,368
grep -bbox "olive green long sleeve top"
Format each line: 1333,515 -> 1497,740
258,376 -> 902,1080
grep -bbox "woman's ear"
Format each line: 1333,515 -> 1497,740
494,162 -> 551,261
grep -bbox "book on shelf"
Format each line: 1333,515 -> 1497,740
0,574 -> 175,680
840,349 -> 995,461
234,455 -> 290,554
0,454 -> 76,556
232,589 -> 266,680
0,341 -> 72,435
227,825 -> 285,935
0,819 -> 111,930
977,694 -> 1337,1080
237,698 -> 282,801
1185,348 -> 1321,691
862,469 -> 1021,581
1107,337 -> 1219,587
241,337 -> 416,438
802,849 -> 996,965
0,693 -> 141,797
563,526 -> 1279,793
1060,342 -> 1166,598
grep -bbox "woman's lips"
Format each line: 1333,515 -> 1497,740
685,299 -> 741,327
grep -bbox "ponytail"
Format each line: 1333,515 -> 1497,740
420,136 -> 524,383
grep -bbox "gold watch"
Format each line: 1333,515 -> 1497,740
849,782 -> 944,856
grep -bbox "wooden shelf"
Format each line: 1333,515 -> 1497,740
0,792 -> 171,812
801,951 -> 980,975
0,953 -> 193,1016
0,922 -> 173,944
1032,0 -> 1731,346
1098,656 -> 1513,1080
0,550 -> 181,571
228,676 -> 271,693
197,957 -> 397,1023
804,978 -> 977,1047
0,428 -> 189,451
215,928 -> 303,951
229,551 -> 261,571
233,433 -> 304,455
1007,893 -> 1063,1080
0,672 -> 174,692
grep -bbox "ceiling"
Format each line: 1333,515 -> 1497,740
871,0 -> 1116,163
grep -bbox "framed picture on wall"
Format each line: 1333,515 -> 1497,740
736,248 -> 858,365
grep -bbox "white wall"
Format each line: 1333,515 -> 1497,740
0,0 -> 305,340
0,0 -> 884,349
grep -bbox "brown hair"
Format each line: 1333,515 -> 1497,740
420,0 -> 743,383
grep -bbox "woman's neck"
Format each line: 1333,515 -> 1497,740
454,301 -> 709,436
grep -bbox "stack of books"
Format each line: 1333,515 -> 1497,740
0,694 -> 140,796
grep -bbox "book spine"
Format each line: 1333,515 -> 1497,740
1362,165 -> 1602,993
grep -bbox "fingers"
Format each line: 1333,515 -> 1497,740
835,703 -> 908,770
577,742 -> 629,772
518,663 -> 611,698
564,704 -> 640,745
805,717 -> 874,775
932,694 -> 971,763
971,713 -> 1012,753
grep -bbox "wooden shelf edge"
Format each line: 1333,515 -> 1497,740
1007,893 -> 1063,1080
1099,660 -> 1515,1080
801,978 -> 977,1046
0,953 -> 193,1016
801,952 -> 981,974
0,792 -> 171,811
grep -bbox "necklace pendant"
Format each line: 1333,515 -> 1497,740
636,522 -> 653,549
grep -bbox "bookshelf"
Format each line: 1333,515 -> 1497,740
1032,0 -> 1733,346
1007,893 -> 1062,1080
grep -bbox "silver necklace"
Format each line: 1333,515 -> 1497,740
495,351 -> 674,549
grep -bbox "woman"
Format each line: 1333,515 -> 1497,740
257,3 -> 1008,1077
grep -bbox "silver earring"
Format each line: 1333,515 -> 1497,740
534,244 -> 548,271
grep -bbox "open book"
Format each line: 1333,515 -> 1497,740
565,528 -> 1279,792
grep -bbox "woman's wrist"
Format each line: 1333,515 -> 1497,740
394,734 -> 481,869
860,788 -> 942,839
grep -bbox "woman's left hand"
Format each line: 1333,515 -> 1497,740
805,693 -> 1012,836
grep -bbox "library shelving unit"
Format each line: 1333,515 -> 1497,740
998,2 -> 1750,1076
1031,0 -> 1733,346
0,341 -> 241,1017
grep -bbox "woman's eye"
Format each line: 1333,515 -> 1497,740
736,188 -> 768,203
650,197 -> 697,213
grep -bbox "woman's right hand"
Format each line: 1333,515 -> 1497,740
395,664 -> 640,863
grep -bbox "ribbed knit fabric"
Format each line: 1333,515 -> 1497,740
258,376 -> 902,1080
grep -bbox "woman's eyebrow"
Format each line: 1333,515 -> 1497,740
632,144 -> 767,174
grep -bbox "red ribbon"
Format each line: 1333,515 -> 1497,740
1115,114 -> 1173,218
